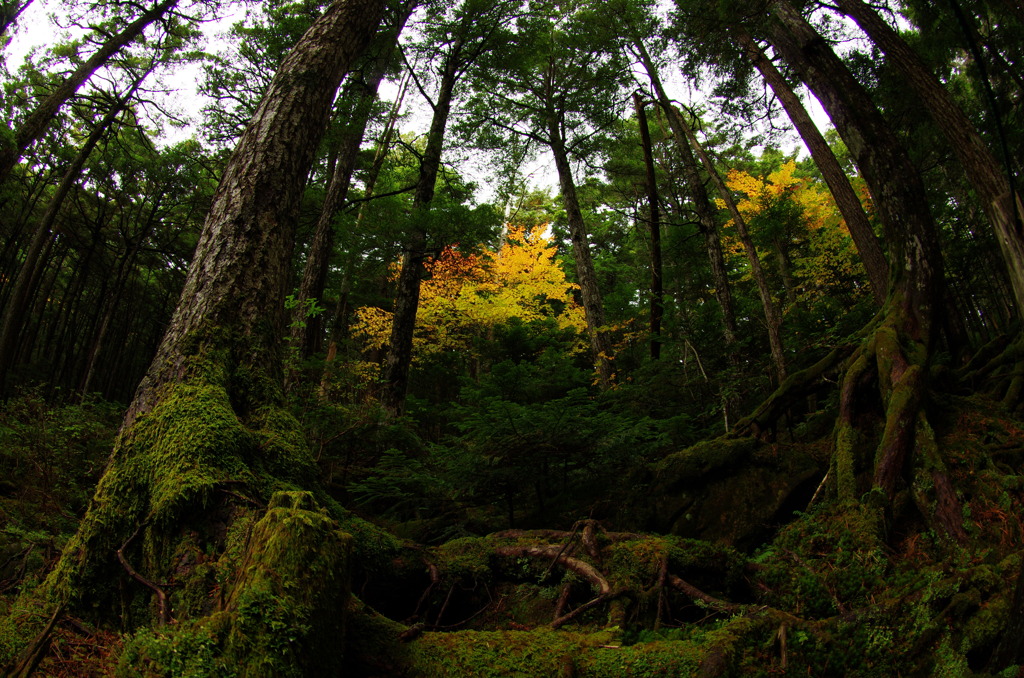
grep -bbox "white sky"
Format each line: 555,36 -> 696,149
3,0 -> 832,205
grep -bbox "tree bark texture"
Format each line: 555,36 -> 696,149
128,0 -> 384,424
835,0 -> 1024,316
738,30 -> 889,304
767,0 -> 951,511
768,0 -> 942,342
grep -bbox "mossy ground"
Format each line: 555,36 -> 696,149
2,386 -> 1024,676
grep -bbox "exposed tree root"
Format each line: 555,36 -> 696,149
733,341 -> 858,439
419,524 -> 747,638
667,575 -> 740,613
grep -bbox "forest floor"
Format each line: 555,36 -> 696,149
1,388 -> 1023,676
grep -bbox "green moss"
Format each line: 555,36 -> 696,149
402,616 -> 760,677
118,492 -> 352,678
44,382 -> 259,607
653,437 -> 758,485
752,504 -> 885,617
117,621 -> 230,677
434,536 -> 498,584
834,421 -> 859,502
248,406 -> 318,491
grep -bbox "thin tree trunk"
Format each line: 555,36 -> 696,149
0,88 -> 134,394
0,0 -> 177,183
634,93 -> 664,361
675,106 -> 787,382
738,30 -> 889,303
768,0 -> 942,331
548,115 -> 615,387
381,38 -> 462,415
322,71 -> 410,386
79,195 -> 161,398
835,0 -> 1024,316
636,39 -> 741,362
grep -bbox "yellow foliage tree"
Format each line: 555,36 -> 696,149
717,160 -> 871,305
353,225 -> 587,364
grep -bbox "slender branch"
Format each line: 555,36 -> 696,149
667,574 -> 740,612
117,525 -> 169,626
550,590 -> 622,629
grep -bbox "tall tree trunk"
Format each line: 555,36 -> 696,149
634,93 -> 664,361
548,114 -> 615,388
381,37 -> 462,415
766,0 -> 951,517
292,3 -> 414,362
676,106 -> 787,382
738,30 -> 889,304
29,2 -> 385,675
635,40 -> 741,363
0,0 -> 176,183
835,0 -> 1024,316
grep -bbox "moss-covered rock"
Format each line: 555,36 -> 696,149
638,437 -> 822,547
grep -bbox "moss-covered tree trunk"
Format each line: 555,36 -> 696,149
758,0 -> 961,532
8,0 -> 386,673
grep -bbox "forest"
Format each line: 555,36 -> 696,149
1,0 -> 1024,674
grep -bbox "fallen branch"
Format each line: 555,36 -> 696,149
550,590 -> 624,629
4,604 -> 63,678
667,574 -> 740,613
495,545 -> 611,595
